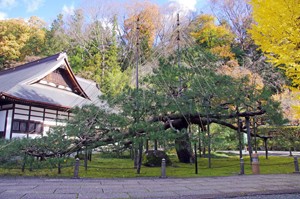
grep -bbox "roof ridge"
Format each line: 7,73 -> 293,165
0,52 -> 66,76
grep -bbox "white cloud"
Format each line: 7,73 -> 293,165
0,11 -> 7,19
23,0 -> 44,12
169,0 -> 197,12
62,4 -> 75,15
0,0 -> 17,8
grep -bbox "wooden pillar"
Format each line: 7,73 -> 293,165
238,118 -> 243,159
246,116 -> 253,162
154,140 -> 158,150
253,117 -> 257,153
264,138 -> 268,159
145,139 -> 149,152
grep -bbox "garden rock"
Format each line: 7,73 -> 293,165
143,150 -> 172,167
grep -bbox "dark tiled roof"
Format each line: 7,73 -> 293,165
0,53 -> 103,109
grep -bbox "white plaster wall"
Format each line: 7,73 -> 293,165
11,133 -> 27,139
2,104 -> 13,109
5,110 -> 12,139
14,114 -> 29,120
43,120 -> 57,126
11,133 -> 41,139
15,109 -> 29,114
43,126 -> 50,136
15,104 -> 29,109
0,111 -> 6,131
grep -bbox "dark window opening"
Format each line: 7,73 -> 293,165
12,121 -> 20,131
28,123 -> 35,132
12,120 -> 43,134
20,122 -> 27,132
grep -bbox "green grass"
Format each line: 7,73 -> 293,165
0,153 -> 296,178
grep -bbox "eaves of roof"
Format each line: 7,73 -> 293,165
0,93 -> 71,111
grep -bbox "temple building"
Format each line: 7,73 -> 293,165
0,53 -> 102,139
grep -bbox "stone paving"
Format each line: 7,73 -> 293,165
0,174 -> 300,199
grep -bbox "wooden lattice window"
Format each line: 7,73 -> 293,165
12,120 -> 43,134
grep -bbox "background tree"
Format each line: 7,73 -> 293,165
43,14 -> 69,56
209,124 -> 239,151
122,0 -> 162,70
190,14 -> 235,62
210,0 -> 253,51
102,17 -> 128,96
19,17 -> 46,57
208,0 -> 287,94
249,0 -> 300,88
0,18 -> 47,69
259,126 -> 300,155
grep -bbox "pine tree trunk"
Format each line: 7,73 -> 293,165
175,133 -> 193,163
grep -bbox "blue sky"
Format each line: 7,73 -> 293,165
0,0 -> 209,23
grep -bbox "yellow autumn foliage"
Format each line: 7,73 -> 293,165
0,19 -> 30,61
249,0 -> 300,87
0,17 -> 46,67
211,46 -> 235,60
190,14 -> 235,60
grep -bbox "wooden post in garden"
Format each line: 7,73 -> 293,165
264,138 -> 268,159
253,117 -> 258,153
294,156 -> 299,173
73,158 -> 80,178
251,153 -> 260,174
160,158 -> 167,178
194,143 -> 198,174
207,122 -> 211,168
198,125 -> 202,157
84,147 -> 88,171
22,162 -> 26,172
137,140 -> 143,174
289,147 -> 293,157
245,116 -> 253,163
58,160 -> 61,174
237,116 -> 243,159
240,157 -> 244,175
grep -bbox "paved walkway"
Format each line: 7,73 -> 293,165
0,174 -> 300,199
